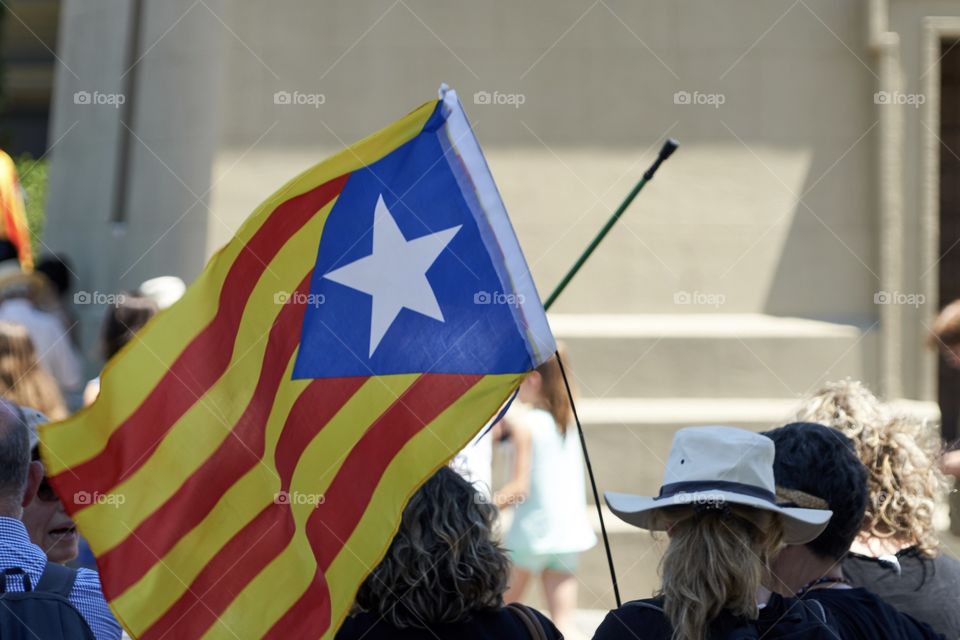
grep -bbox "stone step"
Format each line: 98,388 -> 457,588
549,313 -> 879,399
576,397 -> 795,501
574,396 -> 939,502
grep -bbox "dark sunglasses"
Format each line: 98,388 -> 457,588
36,477 -> 58,503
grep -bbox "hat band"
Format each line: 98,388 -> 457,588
657,480 -> 776,504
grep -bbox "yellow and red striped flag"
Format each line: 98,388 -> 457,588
41,87 -> 554,639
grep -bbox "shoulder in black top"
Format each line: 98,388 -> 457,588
592,594 -> 840,640
844,547 -> 960,640
805,587 -> 945,639
334,606 -> 562,640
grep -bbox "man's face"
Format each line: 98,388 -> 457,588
767,544 -> 797,594
22,473 -> 78,564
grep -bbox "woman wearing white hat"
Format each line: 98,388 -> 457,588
593,426 -> 836,640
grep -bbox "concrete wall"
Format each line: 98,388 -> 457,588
44,0 -> 221,353
207,0 -> 879,321
887,1 -> 960,399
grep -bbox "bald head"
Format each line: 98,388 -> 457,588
0,400 -> 31,514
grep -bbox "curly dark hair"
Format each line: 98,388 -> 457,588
352,466 -> 510,628
763,422 -> 868,560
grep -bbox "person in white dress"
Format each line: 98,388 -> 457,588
495,349 -> 595,638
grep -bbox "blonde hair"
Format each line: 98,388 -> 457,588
658,505 -> 784,640
794,379 -> 948,557
0,321 -> 67,420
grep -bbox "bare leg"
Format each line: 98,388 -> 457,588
542,568 -> 578,638
504,567 -> 532,603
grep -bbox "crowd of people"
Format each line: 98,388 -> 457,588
345,378 -> 960,640
0,239 -> 178,638
0,234 -> 956,638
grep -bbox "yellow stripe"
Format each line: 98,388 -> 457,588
203,374 -> 521,640
40,98 -> 438,467
70,203 -> 333,548
114,374 -> 417,638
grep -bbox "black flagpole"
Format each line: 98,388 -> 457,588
555,351 -> 621,608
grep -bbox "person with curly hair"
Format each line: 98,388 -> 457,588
765,422 -> 942,639
793,381 -> 960,638
336,465 -> 561,639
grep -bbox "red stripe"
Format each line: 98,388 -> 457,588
265,373 -> 483,639
136,380 -> 357,639
96,285 -> 365,601
138,503 -> 293,640
50,174 -> 349,504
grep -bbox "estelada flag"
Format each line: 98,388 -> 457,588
0,150 -> 33,270
41,86 -> 555,639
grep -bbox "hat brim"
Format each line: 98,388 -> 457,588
605,489 -> 831,544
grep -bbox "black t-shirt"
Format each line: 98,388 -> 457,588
592,593 -> 841,639
334,606 -> 562,639
844,548 -> 960,639
805,587 -> 944,639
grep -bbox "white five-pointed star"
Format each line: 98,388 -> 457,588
323,194 -> 462,357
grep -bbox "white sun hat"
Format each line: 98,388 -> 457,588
139,276 -> 186,310
605,425 -> 832,544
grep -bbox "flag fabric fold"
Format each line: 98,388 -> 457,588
0,151 -> 33,270
41,87 -> 554,639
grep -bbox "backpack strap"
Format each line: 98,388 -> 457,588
805,598 -> 827,624
506,603 -> 550,640
34,562 -> 77,598
0,567 -> 32,593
